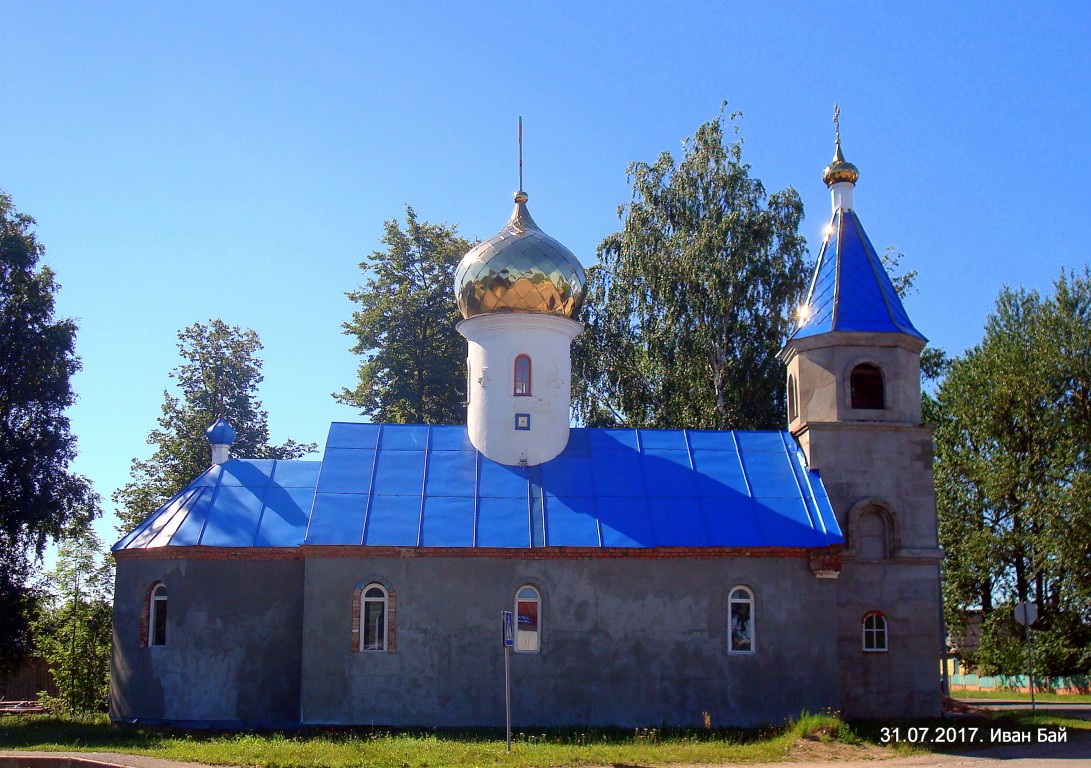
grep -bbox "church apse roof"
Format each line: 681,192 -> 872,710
114,423 -> 843,552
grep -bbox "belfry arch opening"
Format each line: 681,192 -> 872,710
850,363 -> 884,410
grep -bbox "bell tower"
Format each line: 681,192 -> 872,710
779,109 -> 943,719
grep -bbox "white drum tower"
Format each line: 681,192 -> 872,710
454,190 -> 585,466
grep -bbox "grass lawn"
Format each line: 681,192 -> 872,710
1,711 -> 1085,767
954,688 -> 1091,704
0,711 -> 900,767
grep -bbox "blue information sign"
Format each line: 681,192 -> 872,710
501,610 -> 514,647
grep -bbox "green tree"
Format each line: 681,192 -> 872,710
0,191 -> 96,681
32,526 -> 113,713
337,206 -> 471,424
929,268 -> 1091,676
881,246 -> 918,302
572,107 -> 809,430
113,320 -> 316,532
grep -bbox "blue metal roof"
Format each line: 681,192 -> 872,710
113,460 -> 322,550
792,209 -> 925,340
114,424 -> 843,551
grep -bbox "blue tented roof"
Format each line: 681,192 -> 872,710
113,460 -> 322,550
114,424 -> 843,551
792,208 -> 925,340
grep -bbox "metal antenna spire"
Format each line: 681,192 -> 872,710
518,116 -> 524,192
215,372 -> 225,419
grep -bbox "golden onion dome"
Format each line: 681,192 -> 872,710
822,140 -> 859,186
454,191 -> 586,320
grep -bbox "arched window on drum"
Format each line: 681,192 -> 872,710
514,355 -> 532,396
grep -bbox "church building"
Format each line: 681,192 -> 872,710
109,136 -> 943,728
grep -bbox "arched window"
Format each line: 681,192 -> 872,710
857,509 -> 890,560
850,363 -> 885,409
515,585 -> 541,653
149,584 -> 168,647
728,586 -> 754,654
514,355 -> 532,396
787,375 -> 798,422
360,584 -> 389,652
863,612 -> 888,652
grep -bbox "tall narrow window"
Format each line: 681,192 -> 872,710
149,584 -> 168,647
514,354 -> 532,396
850,363 -> 885,409
787,375 -> 798,422
361,584 -> 388,651
728,586 -> 754,654
863,611 -> 888,652
515,585 -> 541,653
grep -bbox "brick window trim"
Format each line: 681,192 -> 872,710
139,580 -> 165,648
351,582 -> 396,653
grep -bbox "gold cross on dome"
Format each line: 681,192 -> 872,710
833,103 -> 842,146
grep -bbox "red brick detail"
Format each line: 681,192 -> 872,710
139,581 -> 164,648
115,547 -> 302,562
809,552 -> 843,576
117,544 -> 843,563
386,590 -> 396,653
298,545 -> 841,561
350,585 -> 363,652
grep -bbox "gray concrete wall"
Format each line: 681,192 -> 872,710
783,332 -> 925,430
802,405 -> 943,720
783,328 -> 943,720
835,561 -> 943,719
110,556 -> 304,726
300,554 -> 840,728
806,424 -> 938,550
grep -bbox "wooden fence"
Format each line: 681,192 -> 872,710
950,672 -> 1089,694
1,657 -> 57,702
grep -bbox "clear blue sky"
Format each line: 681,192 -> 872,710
2,1 -> 1089,545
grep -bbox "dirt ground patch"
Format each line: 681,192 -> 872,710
787,736 -> 903,762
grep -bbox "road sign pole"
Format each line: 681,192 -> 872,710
1026,623 -> 1036,713
1014,601 -> 1038,714
504,644 -> 512,752
501,610 -> 513,752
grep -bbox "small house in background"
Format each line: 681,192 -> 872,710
109,137 -> 943,728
